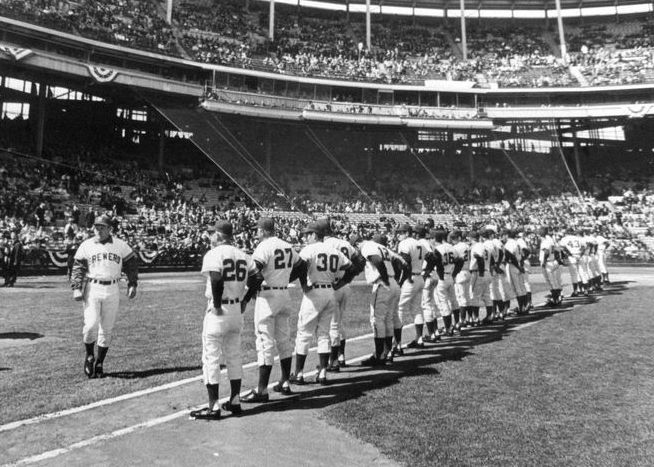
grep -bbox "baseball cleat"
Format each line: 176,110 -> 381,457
405,340 -> 424,349
315,374 -> 328,386
289,373 -> 306,385
272,382 -> 293,395
84,356 -> 95,379
241,389 -> 270,403
325,363 -> 340,373
337,358 -> 347,367
220,401 -> 243,415
94,362 -> 105,378
391,347 -> 404,357
361,355 -> 386,367
190,407 -> 221,420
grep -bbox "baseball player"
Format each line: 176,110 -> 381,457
359,234 -> 403,365
450,230 -> 472,329
290,222 -> 353,386
322,219 -> 365,371
595,230 -> 611,284
559,228 -> 589,297
584,230 -> 602,291
468,230 -> 491,326
395,223 -> 427,350
503,229 -> 528,314
241,217 -> 306,402
71,215 -> 138,379
538,226 -> 563,307
489,228 -> 512,321
191,220 -> 254,420
430,229 -> 462,336
416,226 -> 440,343
482,229 -> 499,323
516,230 -> 533,310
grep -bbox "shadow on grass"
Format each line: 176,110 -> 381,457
227,282 -> 630,418
0,332 -> 44,340
106,365 -> 202,379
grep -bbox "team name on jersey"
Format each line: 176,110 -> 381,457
90,252 -> 122,266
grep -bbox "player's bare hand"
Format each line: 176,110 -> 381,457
73,289 -> 84,301
240,301 -> 247,314
127,285 -> 137,299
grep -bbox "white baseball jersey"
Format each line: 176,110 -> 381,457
517,237 -> 530,260
252,236 -> 299,287
492,238 -> 505,264
361,240 -> 395,284
583,235 -> 597,255
504,238 -> 523,264
202,244 -> 253,306
470,242 -> 489,273
300,242 -> 351,286
596,235 -> 608,252
398,237 -> 423,274
560,235 -> 584,257
435,242 -> 457,275
483,239 -> 499,267
74,236 -> 134,280
453,241 -> 471,271
539,235 -> 555,264
324,236 -> 356,280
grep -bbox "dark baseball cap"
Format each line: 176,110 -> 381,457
94,215 -> 112,226
214,220 -> 233,237
302,222 -> 324,236
257,217 -> 274,232
414,224 -> 427,237
372,234 -> 388,246
396,223 -> 412,234
349,233 -> 362,246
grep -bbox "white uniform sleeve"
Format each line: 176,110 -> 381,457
119,239 -> 134,261
74,241 -> 87,261
201,249 -> 223,277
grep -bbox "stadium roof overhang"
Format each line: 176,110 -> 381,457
262,0 -> 652,17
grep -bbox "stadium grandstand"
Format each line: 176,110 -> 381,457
0,0 -> 653,273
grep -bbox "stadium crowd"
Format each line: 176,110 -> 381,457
1,0 -> 653,87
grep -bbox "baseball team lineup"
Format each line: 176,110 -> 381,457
70,213 -> 612,421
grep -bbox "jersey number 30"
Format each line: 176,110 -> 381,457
316,253 -> 339,272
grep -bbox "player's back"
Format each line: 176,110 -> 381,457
453,241 -> 471,271
324,236 -> 356,279
202,244 -> 252,303
361,240 -> 394,284
253,236 -> 298,287
435,242 -> 456,274
398,237 -> 423,273
300,242 -> 350,286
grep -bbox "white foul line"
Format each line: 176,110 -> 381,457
3,292 -> 579,466
0,329 -> 379,434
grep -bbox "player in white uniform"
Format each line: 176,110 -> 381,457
490,229 -> 513,321
417,226 -> 440,343
482,229 -> 499,323
469,230 -> 491,326
584,231 -> 603,292
241,218 -> 305,402
516,230 -> 533,310
538,226 -> 563,307
359,234 -> 403,366
431,230 -> 462,336
396,224 -> 427,350
71,215 -> 137,379
559,228 -> 588,297
503,229 -> 528,314
322,219 -> 365,371
291,222 -> 353,385
595,230 -> 610,284
450,230 -> 471,329
191,220 -> 254,420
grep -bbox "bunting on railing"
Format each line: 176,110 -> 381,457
46,250 -> 69,268
0,45 -> 32,61
138,250 -> 160,264
87,65 -> 119,83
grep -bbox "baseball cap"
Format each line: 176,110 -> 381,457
213,220 -> 233,237
257,217 -> 274,232
302,222 -> 325,236
396,223 -> 412,234
414,224 -> 427,237
94,215 -> 112,226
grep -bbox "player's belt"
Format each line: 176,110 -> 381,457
89,279 -> 117,285
221,298 -> 240,305
411,272 -> 422,276
313,284 -> 332,289
261,286 -> 287,291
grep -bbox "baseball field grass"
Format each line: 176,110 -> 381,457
2,270 -> 654,467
